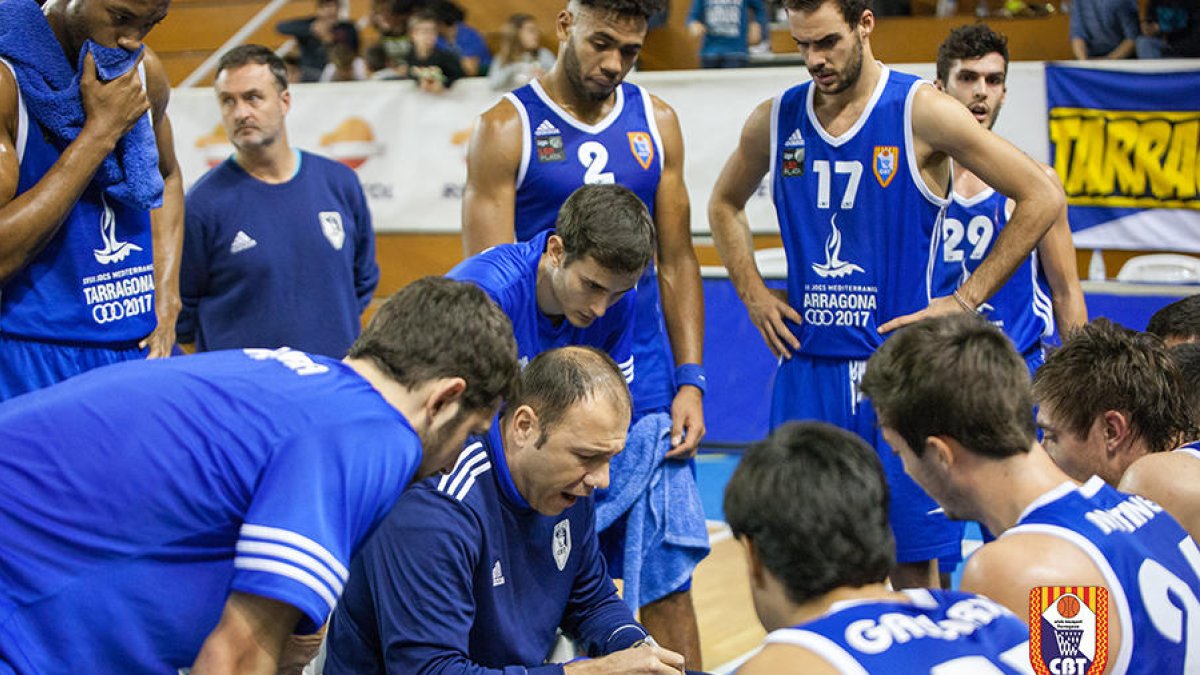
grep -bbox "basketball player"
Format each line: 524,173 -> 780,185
935,24 -> 1086,371
709,0 -> 1064,588
862,313 -> 1200,673
469,4 -> 709,641
1147,294 -> 1200,346
729,422 -> 1032,674
326,347 -> 685,674
448,184 -> 651,378
0,0 -> 184,400
0,278 -> 519,674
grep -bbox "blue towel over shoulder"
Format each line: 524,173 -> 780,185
596,412 -> 711,610
0,0 -> 163,210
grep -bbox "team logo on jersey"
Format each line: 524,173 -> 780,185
1029,586 -> 1109,675
93,195 -> 143,265
811,214 -> 864,278
627,132 -> 655,170
319,211 -> 346,250
873,145 -> 899,188
782,129 -> 805,177
553,519 -> 571,571
535,120 -> 566,163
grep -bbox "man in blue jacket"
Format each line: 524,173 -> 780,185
326,346 -> 686,674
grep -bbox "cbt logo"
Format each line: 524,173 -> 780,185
1029,586 -> 1109,675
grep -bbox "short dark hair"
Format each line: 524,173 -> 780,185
216,44 -> 289,92
570,0 -> 668,21
428,0 -> 465,26
936,23 -> 1009,83
862,314 -> 1036,459
1171,343 -> 1200,428
782,0 -> 872,26
1033,319 -> 1196,454
347,277 -> 520,412
509,346 -> 632,446
556,184 -> 656,276
725,422 -> 894,605
1147,295 -> 1200,344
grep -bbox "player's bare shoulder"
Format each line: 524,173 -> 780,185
738,642 -> 841,675
468,95 -> 524,167
140,46 -> 171,120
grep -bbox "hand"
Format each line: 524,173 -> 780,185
748,22 -> 763,46
564,642 -> 685,674
743,285 -> 801,358
140,289 -> 181,358
687,21 -> 707,38
877,295 -> 964,334
79,51 -> 151,147
666,386 -> 705,459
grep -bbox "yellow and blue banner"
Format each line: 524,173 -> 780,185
1046,65 -> 1200,251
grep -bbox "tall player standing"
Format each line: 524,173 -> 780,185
462,0 -> 706,663
708,0 -> 1064,588
934,24 -> 1086,371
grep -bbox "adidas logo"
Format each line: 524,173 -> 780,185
785,128 -> 805,148
230,230 -> 257,254
534,120 -> 561,136
492,560 -> 506,587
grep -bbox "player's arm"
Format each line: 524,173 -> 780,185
142,47 -> 184,358
1031,166 -> 1087,336
737,644 -> 840,675
651,96 -> 706,458
708,98 -> 802,358
462,100 -> 523,256
0,53 -> 150,284
190,591 -> 301,675
881,87 -> 1063,332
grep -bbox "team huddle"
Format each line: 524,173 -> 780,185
0,0 -> 1196,673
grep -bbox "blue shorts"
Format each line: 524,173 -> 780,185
770,354 -> 965,567
0,334 -> 147,402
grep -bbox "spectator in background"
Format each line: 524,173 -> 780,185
1139,0 -> 1200,56
367,0 -> 419,74
178,45 -> 379,358
283,51 -> 305,83
405,9 -> 465,91
688,0 -> 770,68
430,0 -> 492,76
321,43 -> 369,81
1070,0 -> 1139,59
488,13 -> 557,90
276,0 -> 360,81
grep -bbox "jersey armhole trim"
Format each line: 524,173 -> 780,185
1003,522 -> 1134,674
638,86 -> 665,172
903,80 -> 950,208
0,58 -> 28,164
769,94 -> 782,203
504,93 -> 532,191
764,628 -> 870,675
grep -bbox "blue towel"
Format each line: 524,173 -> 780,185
596,412 -> 711,610
0,0 -> 163,210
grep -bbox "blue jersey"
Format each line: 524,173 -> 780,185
1178,441 -> 1200,461
0,349 -> 421,673
0,60 -> 156,346
1006,476 -> 1200,674
761,589 -> 1030,674
933,188 -> 1053,359
771,67 -> 948,359
448,230 -> 635,382
326,427 -> 645,674
506,80 -> 673,412
178,151 -> 380,358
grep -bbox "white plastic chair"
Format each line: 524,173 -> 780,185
1115,254 -> 1200,284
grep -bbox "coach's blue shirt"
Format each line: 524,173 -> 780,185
0,349 -> 421,673
447,230 -> 635,381
326,426 -> 646,674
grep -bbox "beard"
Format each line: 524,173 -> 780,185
562,39 -> 615,103
812,34 -> 865,95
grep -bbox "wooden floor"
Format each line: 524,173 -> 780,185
690,523 -> 765,671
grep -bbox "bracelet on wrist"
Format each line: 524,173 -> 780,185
952,289 -> 979,313
674,363 -> 707,395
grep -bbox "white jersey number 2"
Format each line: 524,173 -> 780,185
579,141 -> 615,185
1140,535 -> 1200,673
